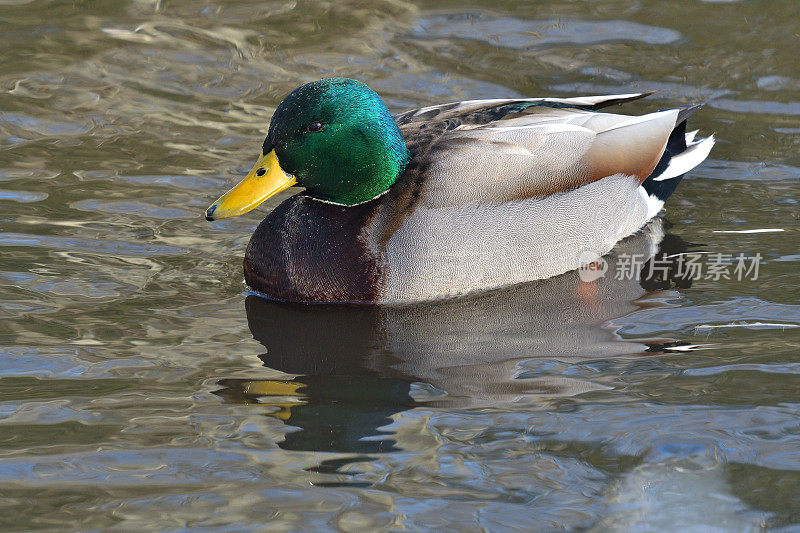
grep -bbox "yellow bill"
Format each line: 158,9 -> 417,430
205,149 -> 297,221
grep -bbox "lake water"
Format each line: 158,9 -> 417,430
1,0 -> 799,530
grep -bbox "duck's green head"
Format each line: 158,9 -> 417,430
206,78 -> 410,220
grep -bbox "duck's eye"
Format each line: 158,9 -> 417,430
256,168 -> 266,176
307,121 -> 323,133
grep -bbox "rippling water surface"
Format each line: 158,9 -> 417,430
1,0 -> 799,530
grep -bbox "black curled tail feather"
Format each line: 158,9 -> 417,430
642,104 -> 704,202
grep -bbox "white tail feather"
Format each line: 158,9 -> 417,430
652,135 -> 715,182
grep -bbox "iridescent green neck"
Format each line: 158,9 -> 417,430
264,78 -> 411,206
302,114 -> 410,205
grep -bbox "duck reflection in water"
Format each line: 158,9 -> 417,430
215,220 -> 695,462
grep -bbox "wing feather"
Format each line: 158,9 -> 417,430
411,107 -> 681,207
393,92 -> 654,126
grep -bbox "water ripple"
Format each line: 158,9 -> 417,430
413,15 -> 682,48
0,0 -> 798,529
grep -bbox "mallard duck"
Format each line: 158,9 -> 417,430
205,78 -> 713,303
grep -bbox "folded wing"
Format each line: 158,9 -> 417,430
408,104 -> 682,207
